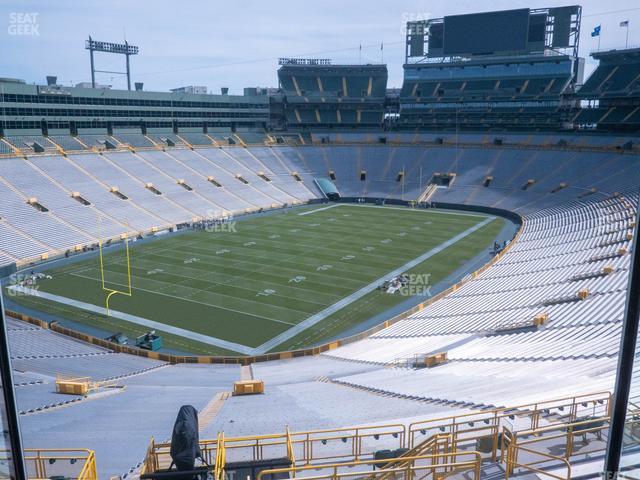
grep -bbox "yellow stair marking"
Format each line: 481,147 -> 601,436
199,392 -> 231,432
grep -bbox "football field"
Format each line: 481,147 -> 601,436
11,204 -> 505,355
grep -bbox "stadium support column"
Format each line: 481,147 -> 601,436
0,290 -> 28,478
604,206 -> 640,475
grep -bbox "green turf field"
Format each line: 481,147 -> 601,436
9,204 -> 505,355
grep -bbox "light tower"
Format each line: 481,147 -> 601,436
85,36 -> 139,90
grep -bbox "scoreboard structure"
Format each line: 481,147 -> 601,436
406,6 -> 581,62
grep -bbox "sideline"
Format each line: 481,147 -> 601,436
6,285 -> 255,355
297,204 -> 341,216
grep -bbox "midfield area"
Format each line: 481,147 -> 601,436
11,204 -> 504,355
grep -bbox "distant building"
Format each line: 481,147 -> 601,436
244,87 -> 279,96
75,81 -> 111,89
170,85 -> 207,94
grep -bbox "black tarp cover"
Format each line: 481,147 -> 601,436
170,405 -> 202,471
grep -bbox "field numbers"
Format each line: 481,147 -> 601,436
256,288 -> 276,297
216,249 -> 230,255
380,238 -> 392,244
147,268 -> 164,275
184,257 -> 200,264
269,234 -> 280,239
316,264 -> 333,271
362,246 -> 375,252
290,228 -> 300,233
341,255 -> 355,261
243,241 -> 256,247
288,275 -> 306,283
397,232 -> 408,237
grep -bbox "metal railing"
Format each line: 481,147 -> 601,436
146,422 -> 407,473
255,452 -> 482,480
3,448 -> 99,480
501,416 -> 612,478
408,391 -> 612,461
214,432 -> 226,480
140,437 -> 158,475
503,441 -> 571,480
143,391 -> 613,478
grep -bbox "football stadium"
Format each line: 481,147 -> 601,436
0,2 -> 639,479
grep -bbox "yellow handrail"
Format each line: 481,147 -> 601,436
256,452 -> 482,480
504,444 -> 571,480
286,425 -> 296,478
408,390 -> 611,448
501,414 -> 625,478
214,431 -> 226,480
4,448 -> 99,480
144,391 -> 613,475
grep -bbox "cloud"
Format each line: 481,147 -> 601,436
0,0 -> 638,92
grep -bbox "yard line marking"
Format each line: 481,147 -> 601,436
80,262 -> 336,311
250,216 -> 497,355
7,285 -> 255,355
65,271 -> 298,327
297,204 -> 340,216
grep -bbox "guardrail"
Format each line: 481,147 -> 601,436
501,416 -> 614,478
145,423 -> 407,473
143,391 -> 613,478
0,448 -> 98,480
255,452 -> 483,480
408,391 -> 612,461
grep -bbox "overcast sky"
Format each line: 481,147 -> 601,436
1,0 -> 639,94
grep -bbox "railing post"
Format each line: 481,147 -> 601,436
36,451 -> 44,479
566,425 -> 574,458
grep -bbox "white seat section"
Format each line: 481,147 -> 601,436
0,174 -> 89,252
30,155 -> 159,233
179,148 -> 276,208
325,193 -> 637,378
0,143 -> 630,268
331,357 -> 616,408
161,148 -> 256,213
225,147 -> 314,203
101,151 -> 210,219
195,148 -> 289,206
67,153 -> 187,226
0,157 -> 122,239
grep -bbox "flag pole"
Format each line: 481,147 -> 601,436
626,24 -> 629,48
